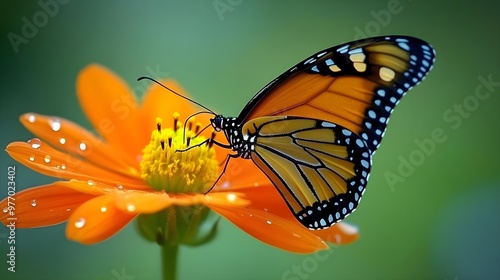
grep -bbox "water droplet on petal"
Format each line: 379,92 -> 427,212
2,207 -> 8,213
117,185 -> 123,190
87,180 -> 94,186
31,199 -> 37,207
28,114 -> 36,123
127,204 -> 136,212
29,155 -> 35,162
66,208 -> 71,212
79,142 -> 87,151
74,218 -> 86,228
59,137 -> 66,145
100,206 -> 107,213
266,220 -> 272,225
263,208 -> 268,212
226,193 -> 236,202
61,164 -> 66,170
29,138 -> 41,149
49,118 -> 61,132
44,155 -> 51,163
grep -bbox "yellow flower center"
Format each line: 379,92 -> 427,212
139,113 -> 218,193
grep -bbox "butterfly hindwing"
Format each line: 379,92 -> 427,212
242,116 -> 372,229
238,36 -> 435,154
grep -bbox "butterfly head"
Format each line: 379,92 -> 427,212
210,115 -> 224,132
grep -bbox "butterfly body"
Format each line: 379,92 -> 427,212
209,36 -> 435,229
211,115 -> 252,159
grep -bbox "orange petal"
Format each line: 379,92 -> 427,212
209,203 -> 328,253
139,80 -> 213,135
202,192 -> 249,207
76,64 -> 144,161
19,113 -> 139,176
113,191 -> 249,214
66,194 -> 137,244
0,182 -> 96,228
140,80 -> 192,123
114,190 -> 173,214
55,180 -> 110,195
236,183 -> 359,245
214,157 -> 273,191
6,140 -> 149,190
313,222 -> 359,245
227,181 -> 293,219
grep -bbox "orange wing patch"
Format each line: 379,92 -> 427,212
246,73 -> 380,136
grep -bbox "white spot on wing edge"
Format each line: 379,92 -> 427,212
321,122 -> 336,128
337,44 -> 349,54
348,47 -> 363,54
342,129 -> 352,136
398,42 -> 410,51
317,51 -> 327,58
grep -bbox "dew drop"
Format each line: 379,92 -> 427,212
127,204 -> 136,212
66,208 -> 71,212
49,118 -> 61,132
266,220 -> 272,225
44,155 -> 51,163
79,142 -> 87,151
87,180 -> 94,186
29,155 -> 35,162
74,218 -> 86,228
61,164 -> 66,170
28,114 -> 36,123
29,138 -> 41,149
2,207 -> 8,213
59,137 -> 66,145
100,206 -> 107,213
117,184 -> 124,190
226,193 -> 236,202
31,199 -> 37,207
263,208 -> 268,212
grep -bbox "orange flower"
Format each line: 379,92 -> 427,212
0,64 -> 358,253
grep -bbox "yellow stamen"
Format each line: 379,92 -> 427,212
140,114 -> 219,193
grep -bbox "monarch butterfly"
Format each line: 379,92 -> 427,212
143,35 -> 435,230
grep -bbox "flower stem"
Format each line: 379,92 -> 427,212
161,244 -> 178,280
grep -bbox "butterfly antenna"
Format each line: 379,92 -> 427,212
183,111 -> 215,143
192,123 -> 212,139
137,76 -> 215,114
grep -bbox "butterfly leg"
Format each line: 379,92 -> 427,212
176,138 -> 232,153
204,153 -> 239,194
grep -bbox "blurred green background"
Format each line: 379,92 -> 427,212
1,1 -> 499,279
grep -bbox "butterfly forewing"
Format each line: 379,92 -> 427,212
238,36 -> 435,154
210,36 -> 435,230
243,116 -> 372,229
